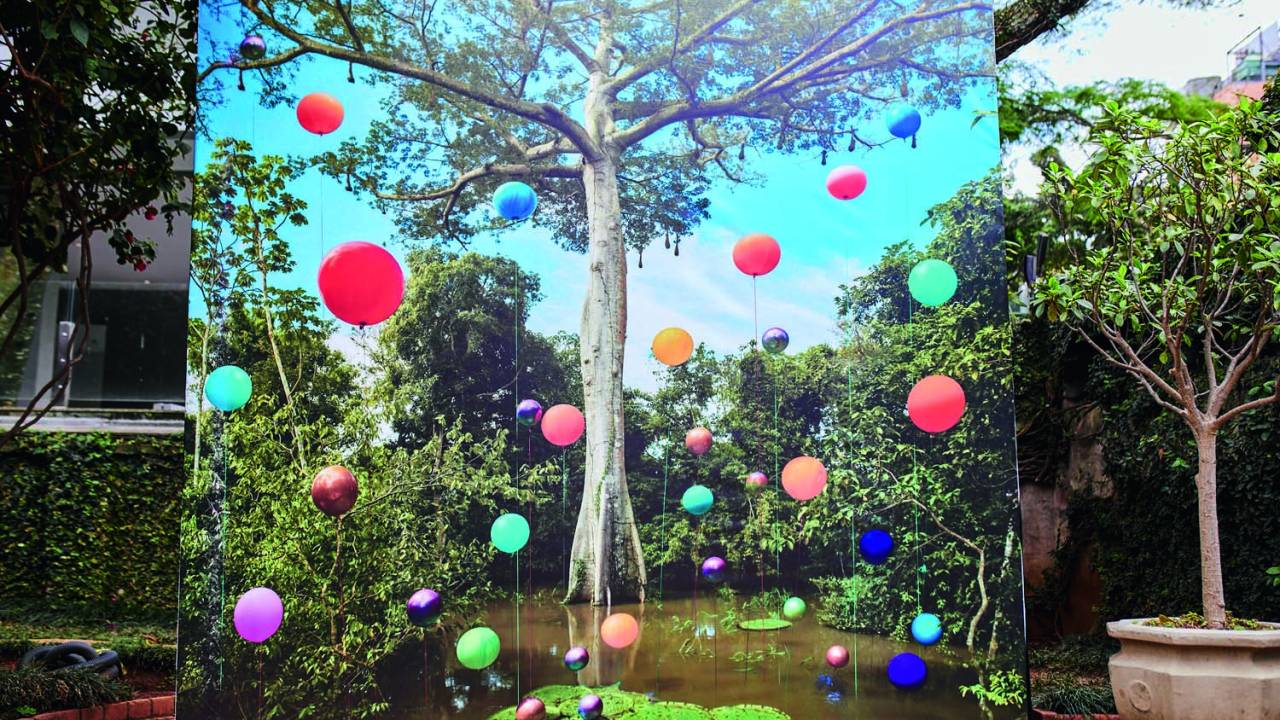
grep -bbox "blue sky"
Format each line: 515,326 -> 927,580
196,8 -> 1000,391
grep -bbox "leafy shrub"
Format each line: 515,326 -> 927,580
1030,672 -> 1114,716
1028,635 -> 1117,677
0,666 -> 130,720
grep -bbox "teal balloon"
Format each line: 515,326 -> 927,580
205,365 -> 252,412
782,596 -> 807,620
490,513 -> 530,554
911,612 -> 943,646
456,626 -> 501,670
908,258 -> 957,307
681,484 -> 714,516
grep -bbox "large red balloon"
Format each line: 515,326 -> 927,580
542,404 -> 585,446
311,465 -> 358,516
317,241 -> 405,326
732,233 -> 781,276
826,165 -> 868,200
907,375 -> 966,433
297,92 -> 345,135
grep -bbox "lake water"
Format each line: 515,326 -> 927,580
385,594 -> 1019,719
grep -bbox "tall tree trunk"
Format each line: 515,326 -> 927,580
1194,426 -> 1227,628
564,149 -> 647,604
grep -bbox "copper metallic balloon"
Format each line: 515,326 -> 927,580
311,465 -> 358,516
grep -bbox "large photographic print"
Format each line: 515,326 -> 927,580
183,2 -> 1025,718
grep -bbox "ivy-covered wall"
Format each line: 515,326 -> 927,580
0,431 -> 182,619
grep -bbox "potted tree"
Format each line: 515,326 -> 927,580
1034,98 -> 1280,719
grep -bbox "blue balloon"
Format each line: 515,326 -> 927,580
911,612 -> 942,646
886,105 -> 922,140
858,529 -> 893,565
205,365 -> 253,412
493,181 -> 538,221
887,652 -> 927,690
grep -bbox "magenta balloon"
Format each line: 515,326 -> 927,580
541,404 -> 585,446
234,587 -> 283,643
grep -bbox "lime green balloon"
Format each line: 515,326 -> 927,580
490,513 -> 530,554
456,626 -> 500,670
908,258 -> 958,307
681,484 -> 714,516
782,596 -> 807,620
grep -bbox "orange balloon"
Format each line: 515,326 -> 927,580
782,456 -> 828,501
652,327 -> 694,366
600,612 -> 640,649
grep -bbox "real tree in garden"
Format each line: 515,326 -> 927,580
203,0 -> 999,605
1034,99 -> 1280,629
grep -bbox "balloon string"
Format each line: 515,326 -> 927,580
773,380 -> 780,585
515,548 -> 521,703
561,449 -> 568,590
847,350 -> 858,700
319,170 -> 325,255
909,301 -> 922,616
659,441 -> 669,602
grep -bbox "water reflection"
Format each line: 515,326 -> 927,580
389,595 -> 1018,720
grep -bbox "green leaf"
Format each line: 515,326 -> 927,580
70,19 -> 89,46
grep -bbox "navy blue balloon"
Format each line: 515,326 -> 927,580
493,181 -> 538,221
887,652 -> 927,690
858,529 -> 894,565
886,105 -> 922,139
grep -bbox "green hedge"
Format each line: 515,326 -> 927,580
0,432 -> 182,619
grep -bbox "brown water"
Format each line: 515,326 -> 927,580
388,595 -> 1018,719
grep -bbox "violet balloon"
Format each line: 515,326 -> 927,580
516,399 -> 543,428
233,587 -> 283,643
578,694 -> 604,720
701,556 -> 726,583
563,645 -> 590,672
745,471 -> 768,490
762,327 -> 789,354
406,588 -> 442,627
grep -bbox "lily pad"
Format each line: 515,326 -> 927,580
738,618 -> 791,632
632,701 -> 714,719
554,686 -> 647,718
709,705 -> 791,720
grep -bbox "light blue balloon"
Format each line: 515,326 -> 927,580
205,365 -> 252,412
493,181 -> 538,221
490,512 -> 530,554
911,612 -> 943,646
886,104 -> 922,139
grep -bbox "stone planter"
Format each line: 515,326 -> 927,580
1107,618 -> 1280,719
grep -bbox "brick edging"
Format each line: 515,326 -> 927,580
31,693 -> 174,720
1033,710 -> 1121,720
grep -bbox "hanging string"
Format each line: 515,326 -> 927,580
512,264 -> 522,704
659,442 -> 669,601
847,347 -> 859,700
561,449 -> 568,589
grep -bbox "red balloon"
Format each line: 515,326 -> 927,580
732,233 -> 780,276
297,92 -> 345,135
907,375 -> 966,433
685,427 -> 712,456
317,241 -> 405,326
542,404 -> 584,446
826,165 -> 867,200
311,465 -> 358,516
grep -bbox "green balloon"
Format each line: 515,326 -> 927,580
490,512 -> 530,554
908,258 -> 958,307
681,484 -> 714,516
782,596 -> 807,620
456,626 -> 500,670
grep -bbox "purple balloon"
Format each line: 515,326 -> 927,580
701,556 -> 726,584
577,694 -> 604,720
762,327 -> 789,354
516,399 -> 544,427
233,587 -> 283,643
406,588 -> 442,627
563,645 -> 590,671
239,34 -> 266,61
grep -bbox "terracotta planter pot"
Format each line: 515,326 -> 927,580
1107,618 -> 1280,719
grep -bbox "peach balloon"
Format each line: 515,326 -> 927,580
600,612 -> 640,649
782,456 -> 828,501
685,426 -> 713,456
652,327 -> 694,367
541,404 -> 585,446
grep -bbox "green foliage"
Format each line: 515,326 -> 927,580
0,666 -> 130,720
1030,674 -> 1115,717
483,685 -> 789,720
1144,612 -> 1266,630
1028,636 -> 1117,677
959,668 -> 1025,708
737,619 -> 790,632
0,432 -> 182,617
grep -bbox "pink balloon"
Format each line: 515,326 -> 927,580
732,233 -> 781,277
234,587 -> 283,644
685,427 -> 712,456
907,375 -> 966,433
781,456 -> 827,501
826,165 -> 868,200
297,92 -> 344,135
542,404 -> 584,446
317,241 -> 405,326
600,612 -> 640,649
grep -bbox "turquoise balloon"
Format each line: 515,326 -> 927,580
205,365 -> 252,412
493,181 -> 538,221
681,484 -> 714,516
456,626 -> 501,670
886,104 -> 922,139
908,258 -> 957,307
911,612 -> 943,646
490,513 -> 530,554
